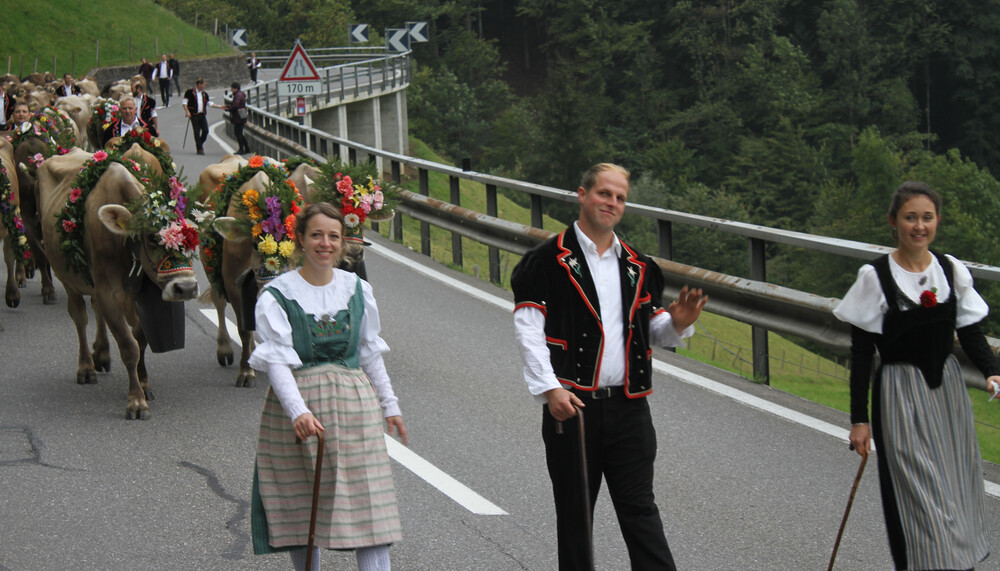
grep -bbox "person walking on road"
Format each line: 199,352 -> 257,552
248,52 -> 262,84
249,202 -> 406,571
226,82 -> 249,155
511,163 -> 707,571
138,57 -> 154,87
152,54 -> 172,107
182,78 -> 220,155
168,53 -> 181,97
834,181 -> 998,571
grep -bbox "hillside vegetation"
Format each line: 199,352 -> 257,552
2,0 -> 234,78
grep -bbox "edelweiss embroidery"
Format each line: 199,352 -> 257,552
566,256 -> 582,277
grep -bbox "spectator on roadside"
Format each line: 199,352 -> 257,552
131,82 -> 158,137
168,53 -> 181,97
247,52 -> 262,84
138,58 -> 154,86
152,54 -> 172,108
226,81 -> 249,155
183,78 -> 222,155
100,97 -> 148,148
55,74 -> 81,97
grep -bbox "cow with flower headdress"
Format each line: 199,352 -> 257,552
0,136 -> 30,321
35,141 -> 201,420
195,154 -> 304,387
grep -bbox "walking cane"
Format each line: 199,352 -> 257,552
182,116 -> 190,149
827,451 -> 868,571
556,405 -> 593,570
305,431 -> 325,571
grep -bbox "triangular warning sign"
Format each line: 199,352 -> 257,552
279,42 -> 321,82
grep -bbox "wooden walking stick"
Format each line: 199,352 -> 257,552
305,431 -> 325,571
827,452 -> 868,571
556,405 -> 593,570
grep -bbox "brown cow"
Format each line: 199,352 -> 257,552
0,137 -> 25,315
37,148 -> 199,419
7,128 -> 57,304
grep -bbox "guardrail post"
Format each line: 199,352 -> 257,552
391,161 -> 403,242
658,220 -> 673,260
487,184 -> 500,284
530,195 -> 543,229
419,169 -> 431,257
450,165 -> 464,267
749,237 -> 770,384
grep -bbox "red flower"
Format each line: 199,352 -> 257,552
920,289 -> 938,308
181,225 -> 200,251
62,219 -> 77,233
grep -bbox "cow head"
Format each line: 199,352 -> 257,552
97,174 -> 200,302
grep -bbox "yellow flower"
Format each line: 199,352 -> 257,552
242,189 -> 259,208
18,235 -> 27,246
277,240 -> 295,259
251,223 -> 263,238
258,234 -> 278,255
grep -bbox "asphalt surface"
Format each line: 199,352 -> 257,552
1,72 -> 999,570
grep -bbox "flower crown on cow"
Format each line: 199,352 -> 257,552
311,158 -> 397,242
124,173 -> 203,271
6,109 -> 73,168
233,169 -> 304,282
0,164 -> 30,261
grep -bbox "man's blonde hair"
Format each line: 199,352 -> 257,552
580,163 -> 630,191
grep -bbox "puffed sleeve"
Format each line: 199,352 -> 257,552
357,279 -> 400,418
948,254 -> 990,328
248,290 -> 303,371
833,264 -> 887,334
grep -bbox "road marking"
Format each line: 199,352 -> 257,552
196,307 -> 508,514
365,242 -> 1000,501
209,120 -> 236,154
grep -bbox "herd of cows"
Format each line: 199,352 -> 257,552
0,73 -> 326,420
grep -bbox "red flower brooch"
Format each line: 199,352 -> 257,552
920,288 -> 938,308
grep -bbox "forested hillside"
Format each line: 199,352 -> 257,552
157,0 -> 1000,330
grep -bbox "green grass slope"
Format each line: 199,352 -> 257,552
2,0 -> 234,78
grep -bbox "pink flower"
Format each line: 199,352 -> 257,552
372,190 -> 384,211
169,177 -> 185,200
336,176 -> 354,197
359,192 -> 374,214
69,187 -> 82,203
62,219 -> 77,233
110,105 -> 119,113
30,153 -> 45,166
93,150 -> 108,162
158,222 -> 185,250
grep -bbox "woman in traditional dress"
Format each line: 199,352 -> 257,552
834,181 -> 998,570
249,202 -> 406,571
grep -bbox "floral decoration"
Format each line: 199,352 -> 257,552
37,106 -> 78,150
6,112 -> 71,167
232,173 -> 304,284
311,158 -> 398,242
107,128 -> 174,178
919,288 -> 938,308
86,97 -> 119,148
0,164 -> 30,261
124,173 -> 202,265
56,151 -> 149,285
282,155 -> 318,173
200,156 -> 296,295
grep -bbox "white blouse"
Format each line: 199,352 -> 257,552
248,269 -> 400,421
833,254 -> 989,334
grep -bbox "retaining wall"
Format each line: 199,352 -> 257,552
85,54 -> 248,92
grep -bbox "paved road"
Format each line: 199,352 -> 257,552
1,79 -> 999,570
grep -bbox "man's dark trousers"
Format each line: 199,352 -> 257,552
159,79 -> 171,106
190,113 -> 208,152
542,393 -> 676,571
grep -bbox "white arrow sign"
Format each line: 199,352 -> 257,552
349,23 -> 369,44
232,29 -> 247,47
406,21 -> 428,43
386,28 -> 410,52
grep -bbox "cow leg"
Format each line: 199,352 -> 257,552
39,259 -> 56,305
211,289 -> 235,367
128,309 -> 152,401
236,327 -> 256,387
93,296 -> 147,420
67,294 -> 97,384
4,238 -> 20,308
91,304 -> 112,373
15,259 -> 27,288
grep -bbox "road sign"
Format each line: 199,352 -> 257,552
278,41 -> 321,97
406,21 -> 428,43
232,29 -> 248,47
386,28 -> 410,53
349,23 -> 370,44
296,97 -> 306,116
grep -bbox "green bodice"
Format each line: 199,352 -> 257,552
263,278 -> 365,369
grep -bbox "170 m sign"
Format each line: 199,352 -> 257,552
278,81 -> 320,96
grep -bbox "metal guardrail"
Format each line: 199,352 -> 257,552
228,74 -> 1000,391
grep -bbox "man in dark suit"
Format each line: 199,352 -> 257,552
183,78 -> 220,155
247,53 -> 261,83
511,163 -> 707,571
100,97 -> 148,148
131,83 -> 158,137
55,74 -> 81,97
138,58 -> 154,87
226,82 -> 249,154
168,53 -> 181,97
152,54 -> 172,107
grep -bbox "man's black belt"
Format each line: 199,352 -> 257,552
570,385 -> 625,400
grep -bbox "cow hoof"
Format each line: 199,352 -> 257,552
94,356 -> 111,373
126,408 -> 151,421
43,290 -> 57,305
144,389 -> 155,401
18,278 -> 26,288
235,374 -> 255,388
77,370 -> 97,384
218,352 -> 234,367
5,294 -> 19,308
